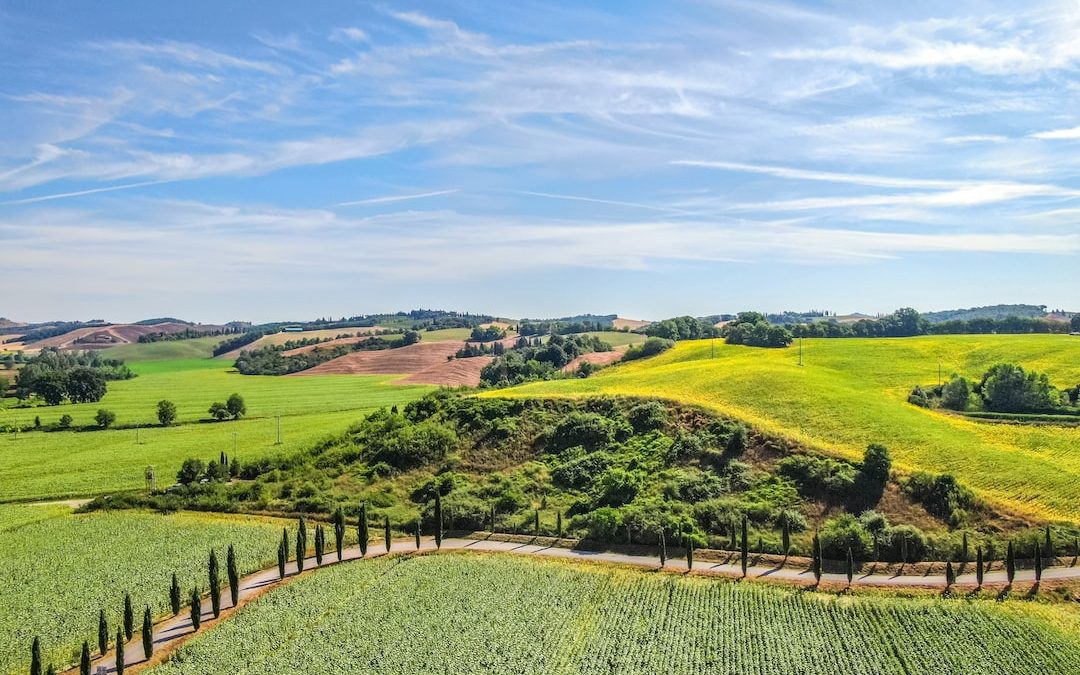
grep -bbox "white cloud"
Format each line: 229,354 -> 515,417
1031,125 -> 1080,140
334,189 -> 458,207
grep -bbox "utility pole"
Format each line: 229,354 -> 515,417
135,428 -> 140,445
798,337 -> 804,367
711,339 -> 715,359
938,361 -> 942,386
275,415 -> 282,445
232,432 -> 238,456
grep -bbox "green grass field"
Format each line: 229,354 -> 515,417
501,335 -> 1080,522
0,504 -> 288,675
0,358 -> 433,501
144,552 -> 1080,675
583,330 -> 646,347
100,336 -> 225,362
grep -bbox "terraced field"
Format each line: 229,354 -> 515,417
0,504 -> 287,675
501,335 -> 1080,521
144,553 -> 1080,675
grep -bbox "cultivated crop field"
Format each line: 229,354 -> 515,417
99,336 -> 225,362
0,504 -> 287,675
503,335 -> 1080,521
145,553 -> 1080,675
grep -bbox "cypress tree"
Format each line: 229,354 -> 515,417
281,527 -> 289,565
46,665 -> 55,675
556,511 -> 563,537
384,516 -> 392,553
415,519 -> 421,550
296,517 -> 306,573
358,503 -> 369,556
98,610 -> 108,656
976,547 -> 984,587
227,544 -> 239,607
535,509 -> 541,535
781,519 -> 790,557
961,532 -> 969,564
686,537 -> 694,571
123,592 -> 134,641
277,540 -> 286,580
434,493 -> 443,549
1035,543 -> 1043,582
114,629 -> 124,675
80,641 -> 91,675
170,573 -> 181,615
1006,541 -> 1016,583
729,520 -> 737,550
209,549 -> 221,618
846,547 -> 854,584
489,504 -> 496,534
315,524 -> 325,566
189,589 -> 201,632
333,507 -> 346,561
141,606 -> 153,659
740,516 -> 749,577
901,532 -> 908,565
30,636 -> 41,675
812,533 -> 822,583
946,560 -> 955,587
1045,526 -> 1053,561
659,529 -> 667,567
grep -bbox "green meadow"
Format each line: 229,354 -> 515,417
100,335 -> 224,362
0,358 -> 433,501
501,334 -> 1080,522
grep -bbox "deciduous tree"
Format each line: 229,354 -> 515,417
156,400 -> 177,426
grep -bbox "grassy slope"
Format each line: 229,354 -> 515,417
145,553 -> 1080,675
583,330 -> 646,347
0,504 -> 288,675
0,359 -> 433,501
100,336 -> 224,362
501,335 -> 1080,521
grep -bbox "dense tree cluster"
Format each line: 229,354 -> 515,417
909,362 -> 1073,414
792,307 -> 1074,338
138,326 -> 245,343
234,337 -> 394,375
723,312 -> 794,348
480,334 -> 612,386
518,317 -> 615,336
12,348 -> 133,405
643,316 -> 719,341
469,326 -> 506,342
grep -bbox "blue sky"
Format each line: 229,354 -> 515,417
2,0 -> 1080,323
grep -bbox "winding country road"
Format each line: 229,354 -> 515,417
70,534 -> 1078,674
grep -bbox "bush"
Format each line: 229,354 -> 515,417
549,412 -> 616,452
818,514 -> 872,561
980,363 -> 1059,413
903,472 -> 975,525
628,401 -> 667,432
177,459 -> 206,485
941,376 -> 970,411
94,409 -> 116,429
623,337 -> 674,362
777,454 -> 856,497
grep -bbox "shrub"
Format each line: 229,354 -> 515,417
818,514 -> 872,561
623,337 -> 674,362
941,376 -> 971,411
157,400 -> 177,426
903,472 -> 974,525
980,363 -> 1059,413
777,454 -> 856,497
94,409 -> 116,429
549,412 -> 615,452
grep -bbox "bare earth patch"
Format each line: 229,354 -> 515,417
562,348 -> 627,373
612,317 -> 650,330
295,341 -> 491,386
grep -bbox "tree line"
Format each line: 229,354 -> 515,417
10,349 -> 133,406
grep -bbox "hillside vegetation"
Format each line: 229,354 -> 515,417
500,335 -> 1080,521
144,553 -> 1080,675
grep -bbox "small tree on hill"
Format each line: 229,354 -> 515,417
209,549 -> 221,618
434,493 -> 443,549
170,573 -> 181,615
740,516 -> 749,577
80,641 -> 91,675
98,609 -> 108,656
812,534 -> 822,583
123,592 -> 134,641
208,402 -> 229,421
114,629 -> 124,675
1034,543 -> 1043,582
96,409 -> 116,429
358,503 -> 369,556
1006,542 -> 1016,583
30,636 -> 41,675
976,547 -> 984,587
189,589 -> 201,632
141,606 -> 153,659
333,507 -> 346,561
226,393 -> 246,419
227,544 -> 239,606
156,400 -> 177,426
296,517 -> 306,573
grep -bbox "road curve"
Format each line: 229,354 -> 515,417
67,534 -> 1078,674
